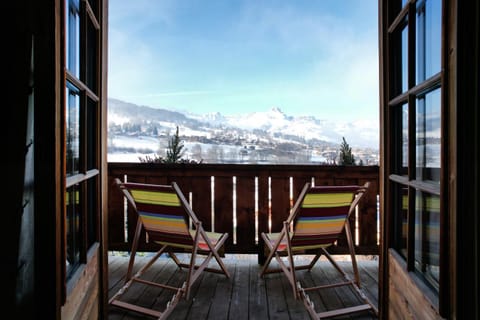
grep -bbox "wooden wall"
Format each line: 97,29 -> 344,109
61,246 -> 101,320
387,250 -> 442,320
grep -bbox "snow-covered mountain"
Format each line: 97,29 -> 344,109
107,98 -> 379,164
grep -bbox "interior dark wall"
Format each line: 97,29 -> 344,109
4,2 -> 35,318
455,1 -> 480,319
5,2 -> 61,318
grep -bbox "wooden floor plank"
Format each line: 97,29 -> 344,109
207,257 -> 237,320
165,254 -> 205,320
185,271 -> 219,320
109,254 -> 177,320
358,260 -> 380,305
248,260 -> 269,320
279,268 -> 310,320
228,256 -> 250,320
140,256 -> 183,316
108,254 -> 130,291
264,272 -> 291,320
108,253 -> 379,320
307,259 -> 347,314
108,255 -> 160,320
314,260 -> 376,319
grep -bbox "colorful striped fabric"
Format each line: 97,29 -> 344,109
125,183 -> 195,249
400,191 -> 441,266
415,194 -> 440,266
290,186 -> 358,250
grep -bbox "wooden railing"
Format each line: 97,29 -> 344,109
107,163 -> 379,263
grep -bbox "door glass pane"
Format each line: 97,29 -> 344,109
402,103 -> 409,168
87,178 -> 98,247
86,18 -> 98,92
391,20 -> 408,96
393,183 -> 409,259
87,97 -> 97,170
66,184 -> 82,279
66,84 -> 80,175
414,190 -> 440,291
416,0 -> 442,84
392,103 -> 408,174
416,88 -> 441,182
402,25 -> 409,92
66,0 -> 80,77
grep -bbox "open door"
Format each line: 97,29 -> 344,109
379,1 -> 480,319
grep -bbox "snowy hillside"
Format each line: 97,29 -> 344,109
107,98 -> 379,164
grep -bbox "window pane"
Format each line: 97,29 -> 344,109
416,88 -> 441,182
414,190 -> 440,291
87,178 -> 98,247
86,18 -> 98,92
392,103 -> 409,174
416,0 -> 441,84
87,98 -> 98,170
66,184 -> 82,279
402,103 -> 409,168
66,84 -> 80,175
402,25 -> 408,92
66,0 -> 80,77
393,183 -> 409,259
391,20 -> 408,96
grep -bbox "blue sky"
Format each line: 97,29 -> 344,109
108,0 -> 379,123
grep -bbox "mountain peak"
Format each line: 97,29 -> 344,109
107,97 -> 379,149
270,106 -> 283,114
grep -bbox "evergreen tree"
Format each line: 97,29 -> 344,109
139,125 -> 198,163
165,126 -> 185,163
339,137 -> 355,165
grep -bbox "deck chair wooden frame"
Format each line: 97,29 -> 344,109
109,179 -> 230,319
260,182 -> 378,319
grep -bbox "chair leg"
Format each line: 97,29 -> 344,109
126,217 -> 143,282
306,249 -> 322,271
210,234 -> 231,278
183,245 -> 199,300
284,227 -> 298,299
259,232 -> 280,277
167,250 -> 183,269
345,222 -> 361,287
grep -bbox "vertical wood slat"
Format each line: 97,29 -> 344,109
270,177 -> 291,233
236,176 -> 256,252
214,176 -> 234,249
107,175 -> 126,246
359,179 -> 379,247
190,176 -> 212,232
257,174 -> 269,264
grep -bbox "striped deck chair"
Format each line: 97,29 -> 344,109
109,179 -> 230,319
260,182 -> 377,319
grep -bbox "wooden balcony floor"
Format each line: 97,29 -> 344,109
108,252 -> 378,320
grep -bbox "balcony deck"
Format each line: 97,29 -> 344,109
108,252 -> 378,320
